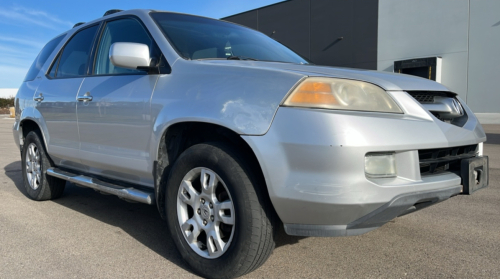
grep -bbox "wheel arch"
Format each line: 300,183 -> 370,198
154,121 -> 277,222
18,112 -> 50,153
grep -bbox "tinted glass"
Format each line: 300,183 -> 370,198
150,12 -> 308,64
57,25 -> 98,78
95,18 -> 153,75
47,55 -> 60,78
24,35 -> 65,81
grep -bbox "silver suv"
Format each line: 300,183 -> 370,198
13,9 -> 488,279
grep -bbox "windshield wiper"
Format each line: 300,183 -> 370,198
226,55 -> 258,61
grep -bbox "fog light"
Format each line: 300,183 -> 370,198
365,153 -> 397,178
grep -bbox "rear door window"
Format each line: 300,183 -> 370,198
24,34 -> 65,81
53,25 -> 99,78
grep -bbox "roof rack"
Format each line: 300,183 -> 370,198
103,9 -> 123,17
73,22 -> 85,28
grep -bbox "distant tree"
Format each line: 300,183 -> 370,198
0,97 -> 15,108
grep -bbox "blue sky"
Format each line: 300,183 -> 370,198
0,0 -> 283,91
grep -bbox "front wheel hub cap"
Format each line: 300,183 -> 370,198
177,167 -> 235,259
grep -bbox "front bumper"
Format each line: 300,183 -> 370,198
284,185 -> 462,237
242,92 -> 487,237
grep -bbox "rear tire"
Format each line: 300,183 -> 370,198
22,131 -> 66,201
165,143 -> 275,279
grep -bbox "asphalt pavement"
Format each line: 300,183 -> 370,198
1,116 -> 499,278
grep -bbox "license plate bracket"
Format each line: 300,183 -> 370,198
461,156 -> 489,195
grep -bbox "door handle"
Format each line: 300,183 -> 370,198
77,92 -> 93,102
33,93 -> 44,102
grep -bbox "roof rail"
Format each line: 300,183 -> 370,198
103,9 -> 123,17
73,22 -> 85,28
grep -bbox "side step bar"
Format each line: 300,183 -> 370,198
46,168 -> 155,205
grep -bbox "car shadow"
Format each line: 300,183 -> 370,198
4,160 -> 27,197
3,160 -> 191,274
3,160 -> 307,267
274,226 -> 307,248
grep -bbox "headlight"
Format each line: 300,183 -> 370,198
283,77 -> 403,113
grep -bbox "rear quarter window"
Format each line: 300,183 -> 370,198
24,34 -> 66,82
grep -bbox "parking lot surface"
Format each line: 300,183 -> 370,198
1,117 -> 499,278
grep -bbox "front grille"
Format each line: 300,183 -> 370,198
407,91 -> 449,104
407,91 -> 468,127
419,144 -> 477,175
410,94 -> 435,103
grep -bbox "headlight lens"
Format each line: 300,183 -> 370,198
283,77 -> 403,113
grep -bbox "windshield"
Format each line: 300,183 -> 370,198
150,12 -> 308,64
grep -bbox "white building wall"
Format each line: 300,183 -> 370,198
377,0 -> 470,100
467,0 -> 500,113
377,0 -> 500,120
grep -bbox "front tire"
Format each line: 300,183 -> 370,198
165,143 -> 275,279
22,131 -> 65,200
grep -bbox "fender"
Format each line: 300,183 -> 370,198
14,81 -> 49,152
147,61 -> 305,218
18,107 -> 51,151
148,59 -> 306,161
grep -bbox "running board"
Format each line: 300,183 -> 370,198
46,168 -> 155,205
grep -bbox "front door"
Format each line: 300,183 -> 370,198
76,17 -> 159,186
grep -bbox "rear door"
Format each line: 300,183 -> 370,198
35,25 -> 99,170
76,17 -> 161,186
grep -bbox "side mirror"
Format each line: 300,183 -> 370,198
109,42 -> 150,70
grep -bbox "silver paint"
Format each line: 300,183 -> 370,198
12,9 -> 487,236
109,42 -> 151,69
77,74 -> 158,186
177,167 -> 235,259
242,95 -> 485,225
46,167 -> 154,204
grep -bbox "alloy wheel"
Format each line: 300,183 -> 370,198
176,167 -> 235,259
25,143 -> 42,190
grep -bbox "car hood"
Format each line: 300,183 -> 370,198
198,60 -> 451,92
